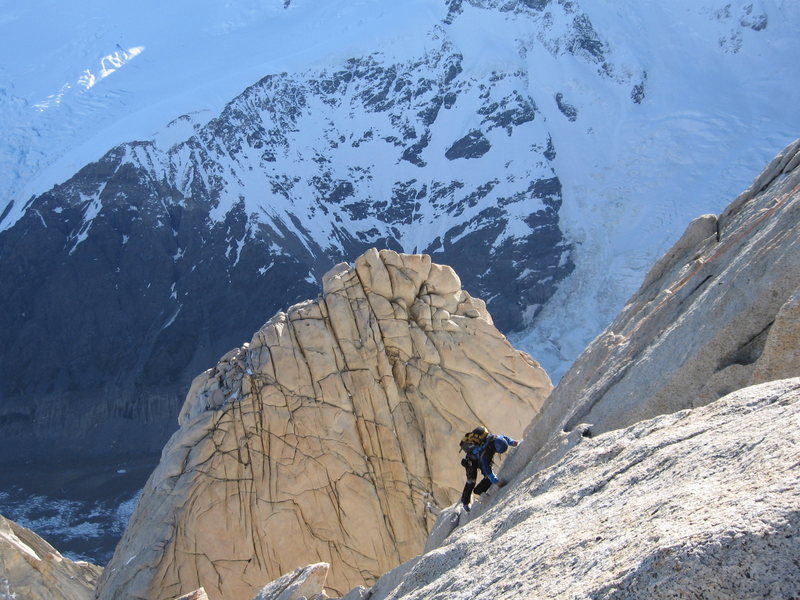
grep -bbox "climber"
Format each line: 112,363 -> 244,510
459,426 -> 520,511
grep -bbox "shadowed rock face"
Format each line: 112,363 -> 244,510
0,513 -> 102,600
503,138 -> 800,480
95,249 -> 552,600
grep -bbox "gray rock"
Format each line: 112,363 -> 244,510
371,378 -> 800,600
251,563 -> 329,600
422,504 -> 463,553
337,585 -> 369,600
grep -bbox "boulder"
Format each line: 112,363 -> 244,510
0,513 -> 101,600
172,589 -> 210,600
95,249 -> 551,600
372,378 -> 800,600
251,563 -> 328,600
504,138 -> 800,480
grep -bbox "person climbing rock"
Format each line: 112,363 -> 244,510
459,426 -> 520,511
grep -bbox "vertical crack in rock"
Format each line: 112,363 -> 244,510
96,249 -> 551,600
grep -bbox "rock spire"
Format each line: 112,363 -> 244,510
95,249 -> 551,600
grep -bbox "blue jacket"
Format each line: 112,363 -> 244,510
468,434 -> 518,484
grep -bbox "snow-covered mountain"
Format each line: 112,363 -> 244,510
0,0 -> 799,563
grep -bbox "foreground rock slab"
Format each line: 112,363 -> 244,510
373,378 -> 800,600
96,249 -> 551,600
0,513 -> 101,600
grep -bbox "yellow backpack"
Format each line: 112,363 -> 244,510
459,426 -> 489,454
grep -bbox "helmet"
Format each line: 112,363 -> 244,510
472,426 -> 487,436
494,437 -> 509,453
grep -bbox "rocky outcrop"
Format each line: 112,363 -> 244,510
95,249 -> 551,600
504,138 -> 800,480
0,513 -> 101,600
370,378 -> 800,600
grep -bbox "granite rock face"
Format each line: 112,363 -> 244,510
504,138 -> 800,479
0,513 -> 101,600
95,249 -> 551,600
371,378 -> 800,600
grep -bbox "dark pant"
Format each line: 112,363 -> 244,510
461,457 -> 492,505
